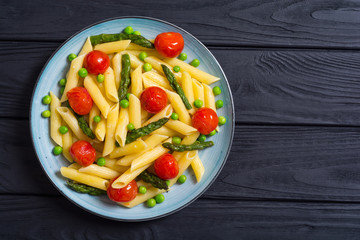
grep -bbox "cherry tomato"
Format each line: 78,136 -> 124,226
83,50 -> 110,75
69,140 -> 96,167
154,153 -> 179,180
154,32 -> 184,58
140,86 -> 168,114
192,108 -> 219,135
107,179 -> 138,202
67,87 -> 93,115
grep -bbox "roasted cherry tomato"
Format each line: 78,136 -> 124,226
107,179 -> 138,202
154,32 -> 184,58
192,107 -> 218,135
83,50 -> 110,75
69,140 -> 96,167
154,153 -> 179,180
140,86 -> 168,114
67,87 -> 93,115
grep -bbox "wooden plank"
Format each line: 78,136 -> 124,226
3,42 -> 360,125
4,119 -> 360,202
2,1 -> 360,49
1,195 -> 360,239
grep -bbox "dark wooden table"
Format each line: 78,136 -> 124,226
2,0 -> 360,239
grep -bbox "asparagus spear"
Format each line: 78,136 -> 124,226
162,141 -> 214,152
161,64 -> 192,110
90,32 -> 154,48
66,180 -> 106,196
118,53 -> 131,101
139,170 -> 169,190
125,118 -> 169,144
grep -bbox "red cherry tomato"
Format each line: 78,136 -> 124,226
107,179 -> 138,202
69,140 -> 96,167
83,50 -> 110,75
140,86 -> 168,114
154,32 -> 184,58
67,87 -> 93,115
154,153 -> 179,180
192,108 -> 218,135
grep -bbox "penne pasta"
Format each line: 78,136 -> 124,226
122,52 -> 143,69
181,72 -> 195,114
62,121 -> 73,162
95,117 -> 106,141
49,92 -> 62,146
60,167 -> 108,190
103,103 -> 119,156
79,164 -> 120,180
192,79 -> 204,104
103,158 -> 129,173
191,155 -> 205,182
165,90 -> 192,125
94,40 -> 131,54
128,94 -> 142,129
165,119 -> 197,136
112,52 -> 122,89
104,67 -> 119,102
142,71 -> 172,90
130,66 -> 143,98
109,139 -> 147,158
114,107 -> 129,147
142,104 -> 172,126
169,150 -> 198,186
84,75 -> 111,118
144,56 -> 181,79
151,126 -> 183,137
78,37 -> 93,56
111,163 -> 152,189
89,104 -> 100,131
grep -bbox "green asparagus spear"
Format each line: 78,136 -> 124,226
125,118 -> 169,144
90,32 -> 154,48
161,64 -> 192,110
118,53 -> 131,101
139,170 -> 169,190
162,141 -> 214,152
62,101 -> 95,139
66,180 -> 106,196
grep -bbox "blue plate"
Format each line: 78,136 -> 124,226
30,16 -> 234,221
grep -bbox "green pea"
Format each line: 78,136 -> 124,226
178,175 -> 187,184
173,66 -> 181,72
138,186 -> 147,194
213,86 -> 221,96
97,157 -> 106,166
127,123 -> 135,131
59,126 -> 68,134
155,194 -> 165,203
146,198 -> 156,207
60,86 -> 65,95
59,78 -> 67,86
216,100 -> 223,109
143,63 -> 152,72
93,115 -> 101,123
209,130 -> 217,136
172,136 -> 182,145
139,52 -> 148,61
126,93 -> 131,100
171,112 -> 179,120
42,95 -> 51,105
133,31 -> 141,35
190,59 -> 200,67
124,26 -> 134,34
165,180 -> 170,186
197,134 -> 206,143
120,99 -> 129,108
178,53 -> 187,61
41,110 -> 51,118
78,68 -> 88,78
97,74 -> 104,83
53,146 -> 63,155
68,53 -> 77,61
194,99 -> 203,108
218,116 -> 226,125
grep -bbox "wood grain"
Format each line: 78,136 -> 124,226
4,119 -> 360,202
2,1 -> 360,49
1,195 -> 360,240
3,42 -> 360,125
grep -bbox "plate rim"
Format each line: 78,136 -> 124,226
29,16 -> 235,222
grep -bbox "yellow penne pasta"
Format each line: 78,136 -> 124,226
130,66 -> 143,98
79,164 -> 120,180
181,72 -> 195,114
95,117 -> 106,141
115,107 -> 129,147
169,150 -> 198,186
142,104 -> 172,126
112,52 -> 122,89
126,43 -> 152,51
142,71 -> 172,90
144,56 -> 181,79
78,37 -> 93,56
62,121 -> 73,162
104,67 -> 119,102
103,103 -> 119,156
68,163 -> 81,169
203,83 -> 216,111
49,91 -> 62,146
165,90 -> 191,125
122,52 -> 143,69
112,163 -> 152,189
122,49 -> 165,60
191,155 -> 205,182
89,104 -> 100,131
60,167 -> 108,190
163,58 -> 220,85
165,119 -> 197,135
128,94 -> 142,129
60,54 -> 86,102
109,139 -> 147,158
172,132 -> 200,160
151,126 -> 183,137
141,108 -> 151,122
192,79 -> 204,103
103,158 -> 128,173
94,40 -> 131,54
84,75 -> 111,118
